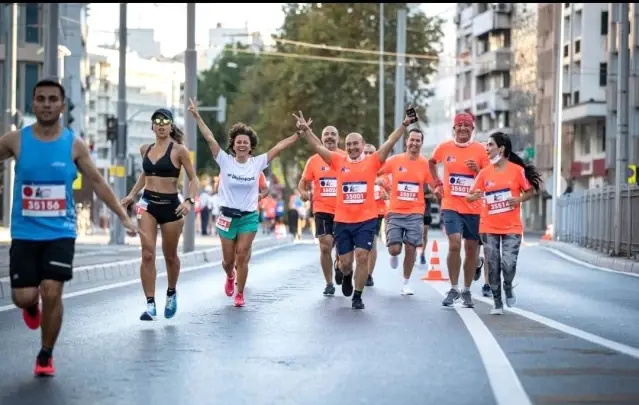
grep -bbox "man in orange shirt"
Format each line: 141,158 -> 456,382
298,126 -> 344,295
429,112 -> 490,308
295,111 -> 412,310
380,129 -> 436,295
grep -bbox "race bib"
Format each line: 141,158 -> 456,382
21,183 -> 66,217
485,188 -> 513,215
397,181 -> 419,202
319,177 -> 337,197
216,214 -> 232,232
343,181 -> 367,204
374,184 -> 382,200
449,174 -> 475,197
136,198 -> 149,219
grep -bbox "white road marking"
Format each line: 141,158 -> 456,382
469,292 -> 639,361
427,282 -> 533,405
540,245 -> 639,279
0,244 -> 292,313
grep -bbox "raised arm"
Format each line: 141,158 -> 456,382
293,112 -> 331,165
188,98 -> 221,159
266,131 -> 301,164
376,111 -> 412,162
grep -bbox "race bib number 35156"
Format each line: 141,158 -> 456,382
449,174 -> 475,197
343,181 -> 367,204
21,183 -> 66,217
485,188 -> 513,215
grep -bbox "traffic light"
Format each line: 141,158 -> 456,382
64,98 -> 75,128
106,115 -> 118,142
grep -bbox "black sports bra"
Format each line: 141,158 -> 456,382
142,143 -> 181,178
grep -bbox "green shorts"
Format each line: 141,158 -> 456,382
217,211 -> 259,240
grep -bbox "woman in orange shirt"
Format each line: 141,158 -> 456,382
467,132 -> 542,315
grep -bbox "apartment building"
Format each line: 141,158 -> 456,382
84,46 -> 185,173
454,3 -> 514,142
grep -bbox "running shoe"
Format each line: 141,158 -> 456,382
22,304 -> 41,330
34,356 -> 55,377
334,260 -> 343,285
234,292 -> 245,307
352,296 -> 365,309
323,284 -> 336,296
474,257 -> 484,281
140,302 -> 157,321
164,293 -> 177,319
341,272 -> 354,297
441,288 -> 460,307
225,270 -> 236,297
461,290 -> 475,308
366,275 -> 374,287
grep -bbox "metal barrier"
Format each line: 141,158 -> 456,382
556,185 -> 639,258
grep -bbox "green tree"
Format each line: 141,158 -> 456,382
228,3 -> 444,190
196,43 -> 259,175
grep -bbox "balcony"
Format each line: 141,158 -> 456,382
475,49 -> 512,76
472,9 -> 512,37
562,101 -> 606,124
475,89 -> 510,114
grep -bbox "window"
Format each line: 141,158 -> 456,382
24,63 -> 40,114
599,63 -> 607,86
574,39 -> 580,54
563,44 -> 569,57
564,3 -> 570,9
573,91 -> 580,105
601,11 -> 609,35
25,4 -> 39,44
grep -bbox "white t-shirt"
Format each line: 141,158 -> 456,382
215,150 -> 268,212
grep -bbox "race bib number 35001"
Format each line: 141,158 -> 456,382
216,214 -> 232,232
397,181 -> 419,201
485,188 -> 514,215
343,181 -> 367,204
319,177 -> 337,197
21,183 -> 66,217
449,174 -> 475,197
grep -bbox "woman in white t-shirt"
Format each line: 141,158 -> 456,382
188,98 -> 302,307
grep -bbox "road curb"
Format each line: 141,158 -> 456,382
540,240 -> 639,275
0,237 -> 291,299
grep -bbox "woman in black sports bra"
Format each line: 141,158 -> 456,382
121,108 -> 199,322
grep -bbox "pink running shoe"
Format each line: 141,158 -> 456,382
234,292 -> 245,307
225,271 -> 236,297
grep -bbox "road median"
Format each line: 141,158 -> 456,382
0,237 -> 292,299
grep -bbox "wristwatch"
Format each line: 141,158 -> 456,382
185,197 -> 195,205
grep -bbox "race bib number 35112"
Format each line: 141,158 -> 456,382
343,181 -> 367,204
21,183 -> 66,217
485,188 -> 514,215
449,174 -> 475,197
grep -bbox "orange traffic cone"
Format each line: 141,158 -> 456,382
421,240 -> 449,281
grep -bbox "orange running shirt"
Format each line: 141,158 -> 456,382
380,153 -> 434,215
470,161 -> 532,235
329,151 -> 383,224
301,150 -> 346,215
431,140 -> 490,215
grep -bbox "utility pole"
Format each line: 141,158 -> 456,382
613,3 -> 630,256
182,3 -> 197,253
43,4 -> 60,80
378,3 -> 385,148
393,7 -> 407,154
110,3 -> 127,245
2,3 -> 17,228
550,5 -> 565,238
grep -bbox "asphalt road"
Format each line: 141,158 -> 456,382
1,231 -> 639,405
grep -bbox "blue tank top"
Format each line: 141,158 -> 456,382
11,126 -> 78,240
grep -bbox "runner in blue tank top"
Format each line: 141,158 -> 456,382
0,79 -> 139,377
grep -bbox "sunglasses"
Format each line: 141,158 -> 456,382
153,117 -> 172,126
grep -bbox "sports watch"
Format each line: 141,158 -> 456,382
185,197 -> 195,205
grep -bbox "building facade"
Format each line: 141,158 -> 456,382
454,3 -> 514,142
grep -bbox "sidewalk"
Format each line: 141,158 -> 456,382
540,240 -> 639,275
0,230 -> 290,299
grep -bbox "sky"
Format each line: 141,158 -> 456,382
87,3 -> 457,57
